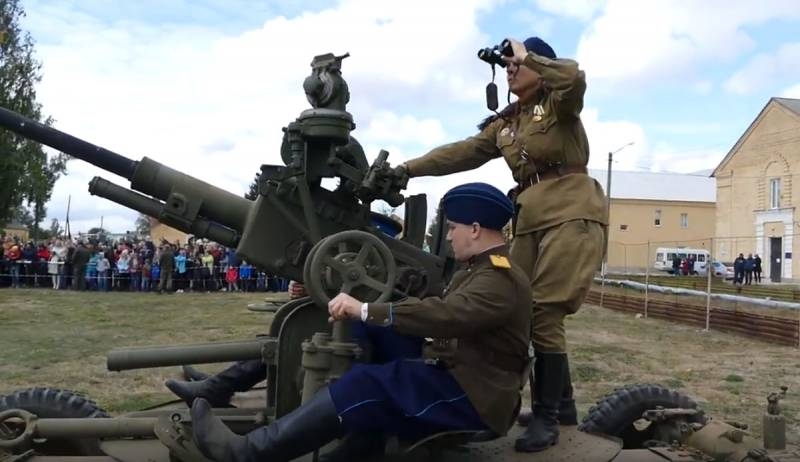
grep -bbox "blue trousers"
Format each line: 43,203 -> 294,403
329,322 -> 487,441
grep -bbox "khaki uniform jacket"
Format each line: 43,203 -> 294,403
366,246 -> 531,435
405,53 -> 608,234
159,249 -> 175,271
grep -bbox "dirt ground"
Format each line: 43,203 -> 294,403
0,289 -> 797,444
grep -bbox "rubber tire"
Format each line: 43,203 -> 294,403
578,383 -> 706,449
0,387 -> 109,456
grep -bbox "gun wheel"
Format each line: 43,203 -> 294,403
304,230 -> 396,307
0,387 -> 109,456
578,383 -> 707,449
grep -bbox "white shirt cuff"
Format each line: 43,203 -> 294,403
360,302 -> 369,321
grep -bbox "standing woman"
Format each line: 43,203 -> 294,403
399,36 -> 607,452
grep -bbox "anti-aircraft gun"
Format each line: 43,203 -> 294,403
0,52 -> 798,462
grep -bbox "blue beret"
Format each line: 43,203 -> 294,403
524,36 -> 556,59
442,182 -> 514,230
370,212 -> 402,237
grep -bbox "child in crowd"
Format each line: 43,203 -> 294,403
151,262 -> 161,291
239,261 -> 252,292
225,265 -> 238,292
142,258 -> 152,292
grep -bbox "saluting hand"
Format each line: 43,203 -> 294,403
502,38 -> 528,66
327,292 -> 363,322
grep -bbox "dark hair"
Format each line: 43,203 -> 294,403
477,102 -> 518,131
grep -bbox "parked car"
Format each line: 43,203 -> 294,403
697,260 -> 734,280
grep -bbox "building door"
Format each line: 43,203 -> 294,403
770,237 -> 782,283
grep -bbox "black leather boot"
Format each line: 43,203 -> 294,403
558,354 -> 578,426
514,352 -> 565,452
166,359 -> 266,407
516,353 -> 577,426
191,387 -> 343,462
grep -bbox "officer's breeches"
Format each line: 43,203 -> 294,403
510,219 -> 605,353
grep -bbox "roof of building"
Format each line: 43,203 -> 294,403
3,221 -> 27,229
588,168 -> 716,203
712,97 -> 800,177
775,97 -> 800,115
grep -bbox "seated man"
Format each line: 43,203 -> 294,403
189,182 -> 533,462
167,216 -> 409,402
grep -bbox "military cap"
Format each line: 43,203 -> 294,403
523,36 -> 556,59
370,212 -> 403,237
442,182 -> 514,230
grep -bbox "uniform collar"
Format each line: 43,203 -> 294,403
516,89 -> 546,115
467,243 -> 509,267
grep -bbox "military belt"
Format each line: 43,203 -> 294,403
518,164 -> 588,193
483,350 -> 529,374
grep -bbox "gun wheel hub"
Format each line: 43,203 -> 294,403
305,230 -> 396,307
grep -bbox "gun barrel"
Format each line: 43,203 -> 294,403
89,177 -> 240,247
130,158 -> 251,233
0,107 -> 137,180
107,338 -> 274,372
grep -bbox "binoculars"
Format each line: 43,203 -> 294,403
477,39 -> 514,67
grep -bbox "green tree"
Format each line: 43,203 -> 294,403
134,213 -> 150,236
0,0 -> 69,228
244,173 -> 260,200
48,217 -> 61,237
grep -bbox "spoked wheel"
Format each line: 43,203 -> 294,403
0,388 -> 109,456
304,230 -> 397,307
578,383 -> 707,449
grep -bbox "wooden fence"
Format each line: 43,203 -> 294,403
587,290 -> 799,347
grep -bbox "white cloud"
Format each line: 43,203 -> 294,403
581,109 -> 725,176
534,0 -> 606,22
724,42 -> 800,94
649,145 -> 726,175
782,83 -> 800,98
21,0 -> 504,234
511,11 -> 556,39
575,0 -> 800,90
16,0 -> 775,239
581,108 -> 648,171
357,111 -> 448,149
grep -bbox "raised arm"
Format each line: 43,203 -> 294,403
404,120 -> 502,177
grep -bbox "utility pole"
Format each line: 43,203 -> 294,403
600,141 -> 635,307
64,195 -> 71,239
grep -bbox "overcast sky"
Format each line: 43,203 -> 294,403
15,0 -> 800,234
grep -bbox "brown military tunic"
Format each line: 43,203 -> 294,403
404,52 -> 608,353
366,245 -> 531,435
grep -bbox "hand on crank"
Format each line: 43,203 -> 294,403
328,292 -> 363,322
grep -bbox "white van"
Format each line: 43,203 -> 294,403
654,247 -> 710,275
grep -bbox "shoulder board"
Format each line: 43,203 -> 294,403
489,254 -> 511,269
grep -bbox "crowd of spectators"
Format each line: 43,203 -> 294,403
0,233 -> 290,293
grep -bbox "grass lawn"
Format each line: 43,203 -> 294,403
0,288 -> 797,443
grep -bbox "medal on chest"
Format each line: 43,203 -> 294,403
532,104 -> 544,122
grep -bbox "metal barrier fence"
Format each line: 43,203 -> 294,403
0,260 -> 290,293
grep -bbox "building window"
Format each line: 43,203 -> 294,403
619,224 -> 628,231
680,213 -> 688,229
654,209 -> 662,227
770,178 -> 781,209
